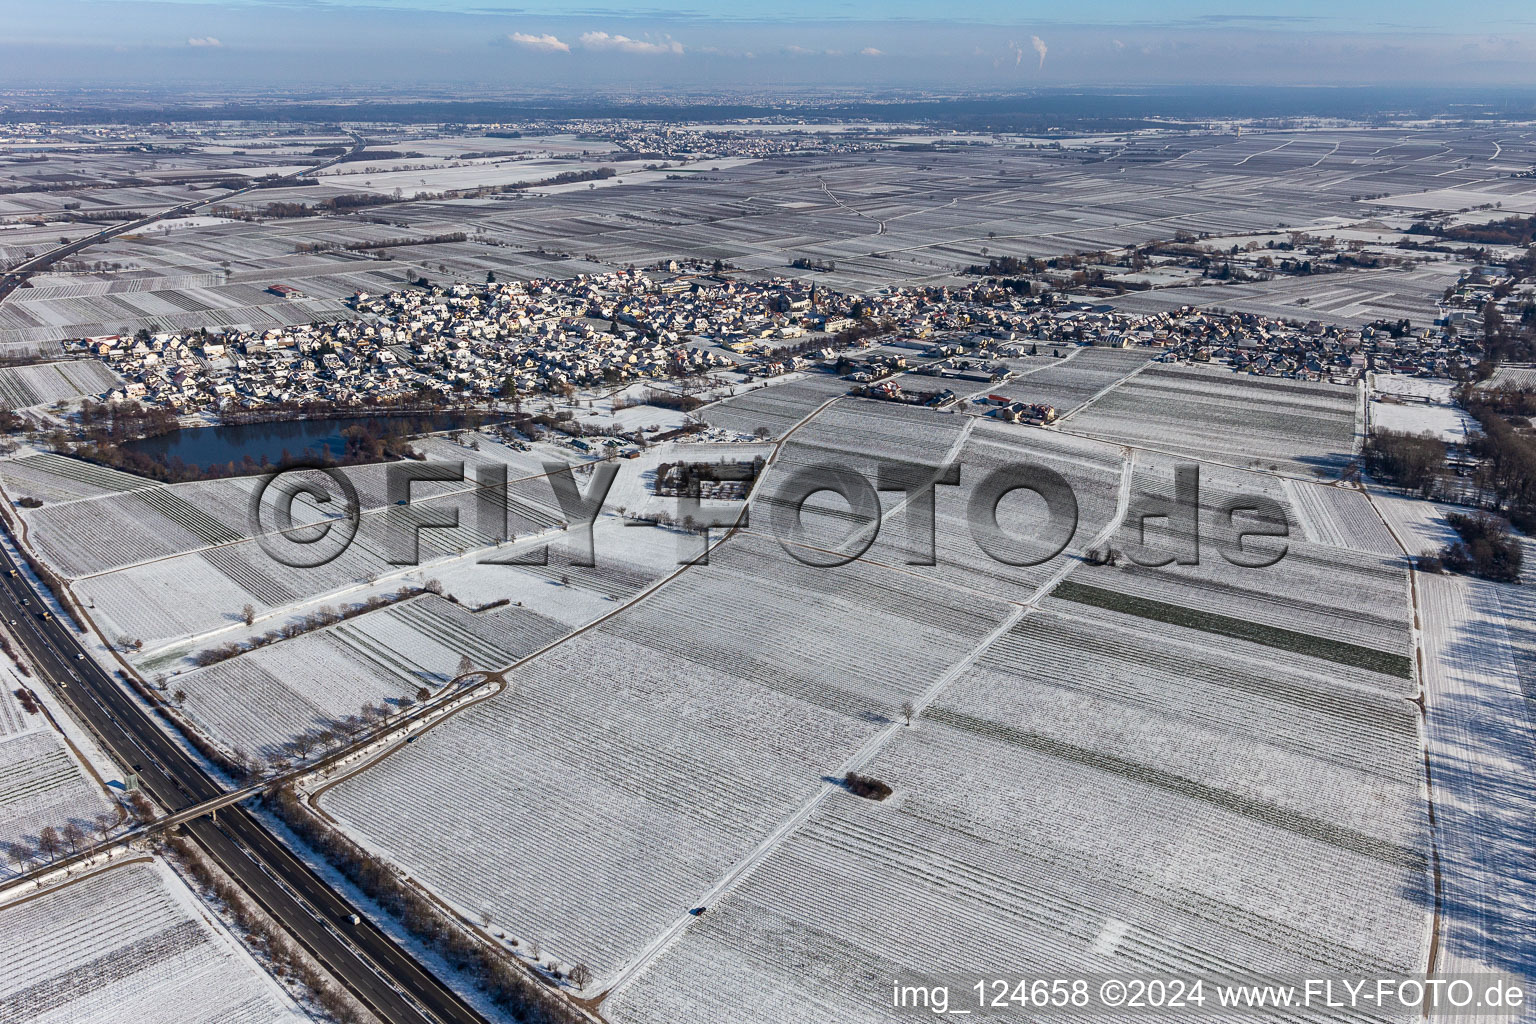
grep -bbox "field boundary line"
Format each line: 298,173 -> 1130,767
596,599 -> 1029,1004
1051,356 -> 1154,426
600,446 -> 1137,1003
1360,484 -> 1444,985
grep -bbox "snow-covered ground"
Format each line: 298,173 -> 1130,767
0,859 -> 307,1023
1371,493 -> 1536,1023
1370,374 -> 1478,443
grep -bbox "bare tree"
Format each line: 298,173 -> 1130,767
61,822 -> 86,855
4,840 -> 33,872
900,701 -> 915,726
455,654 -> 474,679
290,732 -> 318,760
173,689 -> 187,705
336,715 -> 365,740
36,826 -> 62,863
242,604 -> 256,627
569,963 -> 592,990
93,811 -> 116,844
416,685 -> 431,701
398,695 -> 416,713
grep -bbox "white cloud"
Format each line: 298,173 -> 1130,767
579,31 -> 683,56
187,36 -> 222,48
508,32 -> 569,53
859,47 -> 883,57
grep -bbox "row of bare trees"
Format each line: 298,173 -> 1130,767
235,680 -> 443,780
196,582 -> 445,669
3,811 -> 121,872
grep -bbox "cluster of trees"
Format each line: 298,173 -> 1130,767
966,254 -> 1030,276
207,192 -> 404,221
1438,512 -> 1524,582
1458,385 -> 1536,529
267,786 -> 594,1018
843,771 -> 894,801
294,231 -> 467,255
0,631 -> 26,678
76,398 -> 180,442
1407,212 -> 1536,247
471,166 -> 616,198
337,149 -> 424,162
611,388 -> 703,413
1362,429 -> 1447,498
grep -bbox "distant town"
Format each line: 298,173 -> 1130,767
66,260 -> 1498,433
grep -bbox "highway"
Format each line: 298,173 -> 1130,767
0,539 -> 489,1023
0,130 -> 366,306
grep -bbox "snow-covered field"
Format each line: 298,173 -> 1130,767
0,730 -> 113,869
995,345 -> 1149,415
1069,363 -> 1360,475
0,360 -> 121,410
174,595 -> 571,760
1283,479 -> 1401,555
1372,400 -> 1477,443
1370,375 -> 1477,443
318,529 -> 1015,980
1475,363 -> 1536,392
606,596 -> 1430,1024
699,374 -> 851,437
1369,494 -> 1536,1021
0,859 -> 305,1023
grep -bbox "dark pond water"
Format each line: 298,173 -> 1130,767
122,415 -> 467,471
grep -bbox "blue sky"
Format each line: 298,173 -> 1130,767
6,0 -> 1536,90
